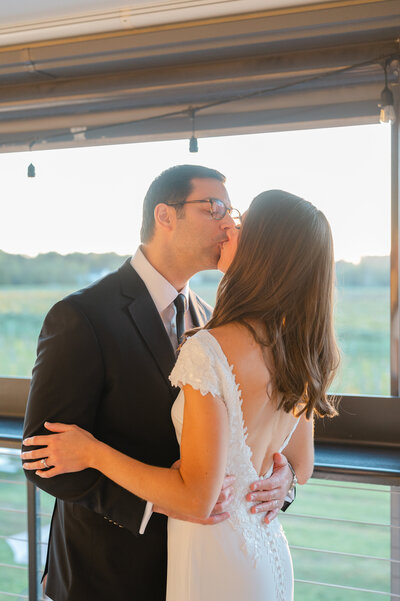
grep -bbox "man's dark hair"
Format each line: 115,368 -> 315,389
140,164 -> 226,243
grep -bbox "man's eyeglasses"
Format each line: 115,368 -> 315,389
167,198 -> 242,228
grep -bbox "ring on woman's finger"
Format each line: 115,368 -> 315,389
41,458 -> 49,469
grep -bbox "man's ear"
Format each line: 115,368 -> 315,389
154,203 -> 176,232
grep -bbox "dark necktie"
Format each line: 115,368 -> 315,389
174,293 -> 186,348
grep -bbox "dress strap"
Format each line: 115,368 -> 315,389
278,420 -> 299,453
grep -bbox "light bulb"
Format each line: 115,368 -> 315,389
379,104 -> 396,124
378,67 -> 396,124
189,136 -> 198,153
27,163 -> 36,178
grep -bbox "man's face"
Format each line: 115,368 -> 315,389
217,209 -> 246,273
172,177 -> 235,273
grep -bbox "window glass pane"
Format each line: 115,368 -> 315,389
0,448 -> 28,599
280,478 -> 392,601
0,124 -> 390,395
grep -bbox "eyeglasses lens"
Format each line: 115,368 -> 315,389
210,199 -> 226,220
210,199 -> 241,227
230,209 -> 242,228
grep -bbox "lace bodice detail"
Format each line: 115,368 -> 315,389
170,331 -> 223,399
169,330 -> 298,596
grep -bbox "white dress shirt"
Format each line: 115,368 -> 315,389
130,247 -> 193,532
131,247 -> 192,350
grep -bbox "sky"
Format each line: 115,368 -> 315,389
0,123 -> 391,263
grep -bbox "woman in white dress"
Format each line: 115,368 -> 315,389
22,189 -> 339,601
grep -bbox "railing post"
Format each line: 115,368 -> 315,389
390,83 -> 400,396
391,486 -> 400,601
390,73 -> 400,601
27,480 -> 41,601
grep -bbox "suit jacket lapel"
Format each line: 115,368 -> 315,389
119,260 -> 176,394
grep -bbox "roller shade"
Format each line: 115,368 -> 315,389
0,0 -> 399,151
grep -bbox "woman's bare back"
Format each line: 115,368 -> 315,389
209,322 -> 298,477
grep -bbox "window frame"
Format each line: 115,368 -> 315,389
0,98 -> 398,465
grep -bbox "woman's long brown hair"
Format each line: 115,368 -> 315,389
206,190 -> 339,418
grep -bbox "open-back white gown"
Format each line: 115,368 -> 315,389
167,330 -> 297,601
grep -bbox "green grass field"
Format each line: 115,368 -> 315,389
0,283 -> 390,396
0,283 -> 392,599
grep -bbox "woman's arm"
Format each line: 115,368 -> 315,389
283,414 -> 314,485
22,384 -> 229,520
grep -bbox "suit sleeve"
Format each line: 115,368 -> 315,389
22,299 -> 147,535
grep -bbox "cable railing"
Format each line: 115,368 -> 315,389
279,477 -> 399,601
290,545 -> 400,564
0,436 -> 398,601
295,580 -> 400,599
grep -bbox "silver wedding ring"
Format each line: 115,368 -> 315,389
41,458 -> 49,469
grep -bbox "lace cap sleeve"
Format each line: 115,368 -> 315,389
169,332 -> 221,398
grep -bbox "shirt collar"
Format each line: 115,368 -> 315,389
130,246 -> 190,314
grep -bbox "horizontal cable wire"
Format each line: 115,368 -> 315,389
0,562 -> 27,571
283,511 -> 396,528
295,579 -> 396,597
307,481 -> 395,494
0,506 -> 26,514
0,479 -> 25,485
0,474 -> 395,493
0,451 -> 23,458
290,544 -> 398,563
0,592 -> 28,599
0,534 -> 27,543
0,534 -> 48,546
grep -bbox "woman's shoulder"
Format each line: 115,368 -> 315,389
209,322 -> 273,380
182,323 -> 263,370
208,322 -> 258,354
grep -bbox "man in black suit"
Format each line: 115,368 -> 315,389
23,165 -> 294,601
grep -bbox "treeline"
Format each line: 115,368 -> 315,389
0,250 -> 129,285
0,250 -> 390,287
335,255 -> 389,287
197,255 -> 390,287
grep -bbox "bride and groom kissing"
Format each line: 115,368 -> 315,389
22,164 -> 338,601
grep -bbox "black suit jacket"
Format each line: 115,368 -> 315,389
23,259 -> 212,601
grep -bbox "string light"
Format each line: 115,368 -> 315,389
379,60 -> 396,124
27,142 -> 36,178
19,51 -> 400,154
189,109 -> 198,153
